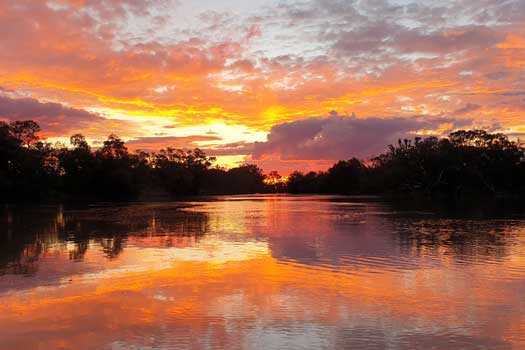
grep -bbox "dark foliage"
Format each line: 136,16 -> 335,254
0,120 -> 269,202
2,120 -> 525,201
288,130 -> 525,198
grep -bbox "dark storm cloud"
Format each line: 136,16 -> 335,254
252,114 -> 471,160
0,95 -> 103,133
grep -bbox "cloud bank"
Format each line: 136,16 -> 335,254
0,96 -> 103,134
0,0 -> 524,171
252,114 -> 471,161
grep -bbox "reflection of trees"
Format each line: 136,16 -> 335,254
266,199 -> 525,269
3,199 -> 524,276
69,240 -> 89,262
382,199 -> 525,261
390,218 -> 515,260
0,204 -> 209,275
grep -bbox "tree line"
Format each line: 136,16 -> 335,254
1,120 -> 268,201
2,120 -> 525,201
288,130 -> 525,198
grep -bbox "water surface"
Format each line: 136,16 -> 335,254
1,195 -> 525,349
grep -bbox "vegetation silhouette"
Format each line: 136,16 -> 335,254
2,120 -> 525,201
1,120 -> 270,201
0,204 -> 209,276
2,199 -> 524,277
287,130 -> 525,198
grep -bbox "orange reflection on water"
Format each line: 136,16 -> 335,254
1,247 -> 525,349
1,197 -> 525,349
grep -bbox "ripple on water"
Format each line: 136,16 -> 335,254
1,197 -> 525,349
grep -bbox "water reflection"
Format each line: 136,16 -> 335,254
0,204 -> 209,276
1,196 -> 525,349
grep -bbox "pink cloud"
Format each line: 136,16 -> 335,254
126,135 -> 222,151
252,114 -> 473,161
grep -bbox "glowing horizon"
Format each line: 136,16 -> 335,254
0,0 -> 524,173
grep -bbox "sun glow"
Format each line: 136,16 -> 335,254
0,0 -> 523,172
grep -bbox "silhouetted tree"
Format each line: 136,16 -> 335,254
226,164 -> 266,194
371,130 -> 525,197
2,120 -> 525,202
70,134 -> 90,150
58,134 -> 95,197
9,120 -> 40,147
99,134 -> 127,158
323,158 -> 367,194
287,171 -> 326,193
265,171 -> 286,193
152,147 -> 216,195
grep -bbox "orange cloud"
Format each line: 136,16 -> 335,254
0,0 -> 523,171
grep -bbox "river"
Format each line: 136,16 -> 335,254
1,195 -> 524,349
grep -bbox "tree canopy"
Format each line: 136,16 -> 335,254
2,120 -> 525,202
0,120 -> 268,201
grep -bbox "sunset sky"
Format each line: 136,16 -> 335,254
0,0 -> 524,173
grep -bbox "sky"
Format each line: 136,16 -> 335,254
0,0 -> 524,173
